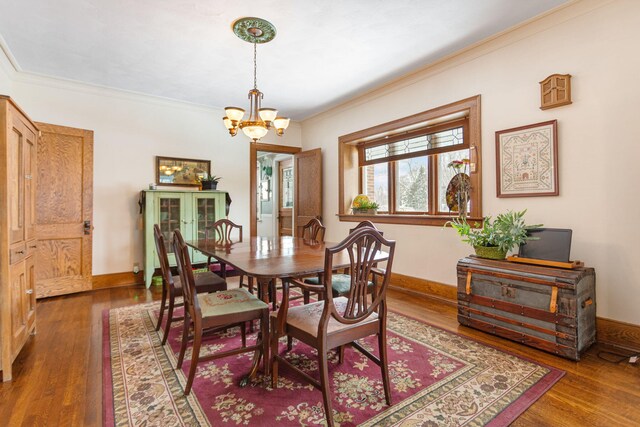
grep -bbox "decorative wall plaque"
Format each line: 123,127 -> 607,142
540,74 -> 572,110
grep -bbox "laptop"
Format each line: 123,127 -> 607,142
518,228 -> 573,262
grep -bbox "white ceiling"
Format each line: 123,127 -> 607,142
0,0 -> 568,119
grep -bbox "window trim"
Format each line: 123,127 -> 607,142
338,95 -> 482,226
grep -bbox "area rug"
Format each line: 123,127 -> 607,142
103,301 -> 564,426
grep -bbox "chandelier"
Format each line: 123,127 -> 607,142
223,17 -> 290,143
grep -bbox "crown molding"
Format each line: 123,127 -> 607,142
302,0 -> 611,125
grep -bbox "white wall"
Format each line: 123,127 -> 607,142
0,43 -> 14,94
301,0 -> 640,324
2,70 -> 301,275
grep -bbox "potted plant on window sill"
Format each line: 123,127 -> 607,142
199,175 -> 221,191
351,194 -> 379,215
447,210 -> 541,260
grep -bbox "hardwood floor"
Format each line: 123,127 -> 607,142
1,282 -> 639,426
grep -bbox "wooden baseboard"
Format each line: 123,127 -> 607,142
92,271 -> 145,290
390,271 -> 640,352
596,317 -> 640,352
390,272 -> 457,304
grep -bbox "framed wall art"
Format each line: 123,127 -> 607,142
156,156 -> 211,186
495,120 -> 558,197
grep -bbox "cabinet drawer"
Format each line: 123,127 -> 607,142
10,243 -> 26,264
25,240 -> 37,257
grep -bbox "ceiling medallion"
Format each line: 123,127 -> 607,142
232,17 -> 277,44
223,17 -> 289,143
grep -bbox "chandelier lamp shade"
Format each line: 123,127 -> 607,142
223,17 -> 290,143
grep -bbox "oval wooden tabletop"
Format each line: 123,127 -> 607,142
187,236 -> 387,279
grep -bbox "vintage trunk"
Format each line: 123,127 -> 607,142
457,256 -> 596,360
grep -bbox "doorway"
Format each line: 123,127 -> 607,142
250,143 -> 300,237
255,151 -> 294,237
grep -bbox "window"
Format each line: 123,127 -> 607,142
338,96 -> 481,226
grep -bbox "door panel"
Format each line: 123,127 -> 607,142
293,149 -> 322,237
10,263 -> 27,358
35,123 -> 93,298
8,119 -> 24,244
24,125 -> 37,241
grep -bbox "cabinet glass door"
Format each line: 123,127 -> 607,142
192,195 -> 217,263
157,195 -> 184,266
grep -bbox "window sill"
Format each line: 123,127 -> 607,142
337,214 -> 484,227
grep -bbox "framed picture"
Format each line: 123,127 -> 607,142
495,120 -> 558,197
156,156 -> 211,187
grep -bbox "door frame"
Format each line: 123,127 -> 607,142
250,143 -> 301,237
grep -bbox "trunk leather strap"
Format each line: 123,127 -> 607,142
550,286 -> 558,313
466,271 -> 472,295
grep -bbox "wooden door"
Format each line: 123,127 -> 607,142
278,159 -> 293,237
34,123 -> 93,298
293,148 -> 322,237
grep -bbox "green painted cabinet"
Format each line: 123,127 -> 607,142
143,190 -> 227,287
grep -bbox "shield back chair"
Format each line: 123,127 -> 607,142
206,219 -> 244,281
154,224 -> 227,345
297,218 -> 326,304
173,229 -> 270,394
271,227 -> 396,427
303,220 -> 383,299
206,218 -> 278,310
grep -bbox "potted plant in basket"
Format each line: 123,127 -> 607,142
351,194 -> 379,215
199,174 -> 222,191
447,210 -> 542,260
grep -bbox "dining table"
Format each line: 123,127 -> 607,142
186,235 -> 388,304
187,235 -> 388,381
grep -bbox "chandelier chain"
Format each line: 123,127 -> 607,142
253,43 -> 257,90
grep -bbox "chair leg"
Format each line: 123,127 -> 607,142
338,345 -> 345,364
184,321 -> 202,395
162,289 -> 176,345
239,274 -> 245,289
176,313 -> 190,369
287,335 -> 293,352
378,328 -> 392,406
303,290 -> 310,304
318,344 -> 335,427
248,276 -> 254,294
240,322 -> 247,347
156,281 -> 167,331
270,322 -> 279,389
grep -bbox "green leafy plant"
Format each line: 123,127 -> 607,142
199,174 -> 222,183
448,209 -> 542,253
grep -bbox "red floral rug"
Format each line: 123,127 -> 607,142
103,301 -> 563,426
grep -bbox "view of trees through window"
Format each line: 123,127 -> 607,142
396,156 -> 428,212
359,123 -> 470,215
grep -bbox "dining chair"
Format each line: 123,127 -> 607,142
301,217 -> 326,242
153,224 -> 227,345
205,219 -> 244,280
206,218 -> 278,310
173,229 -> 270,395
303,220 -> 383,298
297,218 -> 326,304
270,227 -> 396,427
